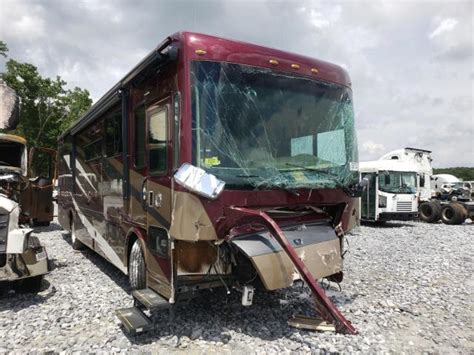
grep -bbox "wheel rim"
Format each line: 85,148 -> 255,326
443,208 -> 454,220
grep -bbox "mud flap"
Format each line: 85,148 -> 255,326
228,206 -> 357,335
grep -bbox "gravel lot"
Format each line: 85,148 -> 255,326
0,219 -> 472,353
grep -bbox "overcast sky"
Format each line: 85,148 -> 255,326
0,0 -> 472,167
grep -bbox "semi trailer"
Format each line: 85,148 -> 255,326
379,148 -> 473,225
57,32 -> 363,334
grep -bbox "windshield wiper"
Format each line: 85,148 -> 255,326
285,162 -> 341,179
285,162 -> 361,196
236,174 -> 260,178
255,180 -> 301,196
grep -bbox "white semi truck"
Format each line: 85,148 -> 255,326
0,80 -> 50,292
379,147 -> 473,225
359,160 -> 419,222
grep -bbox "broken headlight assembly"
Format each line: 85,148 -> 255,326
0,213 -> 9,253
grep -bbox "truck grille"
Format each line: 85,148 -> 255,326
396,201 -> 413,212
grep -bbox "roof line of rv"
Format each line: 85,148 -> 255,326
58,35 -> 176,140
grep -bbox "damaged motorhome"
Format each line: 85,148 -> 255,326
57,32 -> 362,334
0,81 -> 52,292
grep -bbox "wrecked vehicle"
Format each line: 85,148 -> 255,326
0,81 -> 52,292
57,32 -> 362,334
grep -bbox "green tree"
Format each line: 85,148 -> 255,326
0,56 -> 92,149
0,41 -> 8,57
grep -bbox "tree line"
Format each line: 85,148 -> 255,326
0,40 -> 92,150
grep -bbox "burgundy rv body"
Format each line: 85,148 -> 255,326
57,32 -> 360,333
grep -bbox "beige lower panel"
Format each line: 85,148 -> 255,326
250,239 -> 342,291
170,192 -> 217,241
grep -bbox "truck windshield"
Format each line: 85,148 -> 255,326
378,171 -> 417,194
190,61 -> 358,189
0,140 -> 24,169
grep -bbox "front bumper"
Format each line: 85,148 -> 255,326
0,236 -> 49,281
378,212 -> 418,221
231,223 -> 343,290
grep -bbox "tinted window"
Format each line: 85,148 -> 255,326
106,108 -> 122,157
84,139 -> 103,161
134,105 -> 146,167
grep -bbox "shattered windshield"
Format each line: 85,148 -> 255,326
0,140 -> 24,170
378,171 -> 417,194
191,61 -> 358,189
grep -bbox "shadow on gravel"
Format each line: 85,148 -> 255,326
53,222 -> 353,345
0,279 -> 57,311
124,284 -> 355,346
59,231 -> 131,293
32,222 -> 64,233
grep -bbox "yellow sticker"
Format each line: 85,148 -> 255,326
292,171 -> 306,182
204,156 -> 221,166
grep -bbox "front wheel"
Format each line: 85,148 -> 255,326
129,240 -> 146,290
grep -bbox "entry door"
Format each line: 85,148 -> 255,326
361,173 -> 377,220
27,147 -> 56,225
144,99 -> 173,298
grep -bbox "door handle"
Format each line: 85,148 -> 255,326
148,190 -> 154,208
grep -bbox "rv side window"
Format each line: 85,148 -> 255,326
84,139 -> 103,161
148,107 -> 168,174
134,104 -> 146,167
105,108 -> 122,157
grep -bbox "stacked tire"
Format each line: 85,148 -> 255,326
419,200 -> 467,225
440,202 -> 468,225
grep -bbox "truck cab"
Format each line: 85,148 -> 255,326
359,160 -> 418,222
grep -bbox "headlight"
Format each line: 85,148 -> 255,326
378,195 -> 387,208
0,213 -> 9,252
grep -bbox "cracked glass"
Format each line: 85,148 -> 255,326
191,60 -> 358,190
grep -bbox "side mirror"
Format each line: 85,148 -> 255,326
174,163 -> 225,199
343,177 -> 369,198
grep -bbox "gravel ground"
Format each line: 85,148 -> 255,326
0,219 -> 472,353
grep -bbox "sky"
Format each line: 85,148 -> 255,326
0,0 -> 472,167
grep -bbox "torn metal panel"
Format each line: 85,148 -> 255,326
169,191 -> 218,241
229,206 -> 357,335
231,224 -> 342,290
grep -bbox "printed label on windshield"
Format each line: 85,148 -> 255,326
203,156 -> 221,167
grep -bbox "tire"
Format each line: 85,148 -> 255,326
418,201 -> 441,223
129,240 -> 146,290
16,275 -> 43,293
441,203 -> 466,225
70,217 -> 84,250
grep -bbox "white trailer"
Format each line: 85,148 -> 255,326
359,160 -> 418,222
379,147 -> 473,225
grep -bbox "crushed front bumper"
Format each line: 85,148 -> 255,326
0,235 -> 49,281
231,222 -> 343,290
